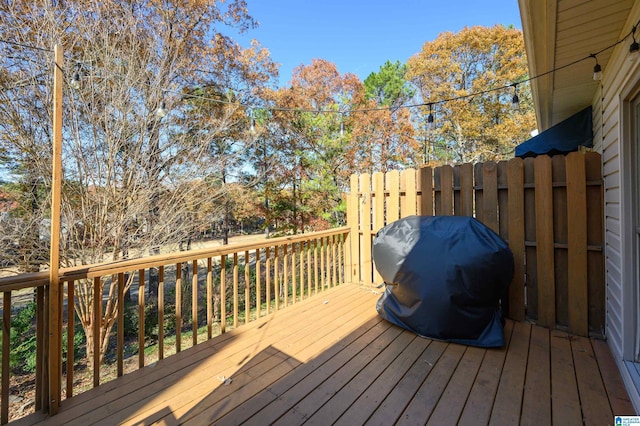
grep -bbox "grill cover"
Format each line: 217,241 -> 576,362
373,215 -> 514,347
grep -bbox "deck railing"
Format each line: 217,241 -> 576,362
0,227 -> 349,423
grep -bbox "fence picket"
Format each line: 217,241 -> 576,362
585,152 -> 605,332
534,155 -> 556,328
419,166 -> 433,215
402,169 -> 417,217
346,153 -> 603,337
459,163 -> 474,216
483,161 -> 499,233
360,174 -> 372,286
507,158 -> 525,321
373,172 -> 385,285
566,153 -> 588,336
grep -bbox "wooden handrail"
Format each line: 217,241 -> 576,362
0,227 -> 351,423
0,227 -> 350,290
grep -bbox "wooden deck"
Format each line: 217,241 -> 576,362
16,283 -> 634,425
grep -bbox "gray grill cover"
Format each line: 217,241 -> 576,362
373,215 -> 514,347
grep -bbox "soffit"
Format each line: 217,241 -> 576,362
519,0 -> 635,130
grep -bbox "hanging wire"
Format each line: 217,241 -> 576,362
0,38 -> 53,52
4,15 -> 640,118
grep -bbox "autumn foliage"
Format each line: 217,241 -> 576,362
1,3 -> 535,365
407,25 -> 536,163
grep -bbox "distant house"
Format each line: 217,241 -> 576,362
519,0 -> 640,411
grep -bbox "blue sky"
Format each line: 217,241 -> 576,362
234,0 -> 523,86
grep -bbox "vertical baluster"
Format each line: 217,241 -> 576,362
321,236 -> 326,289
291,244 -> 297,304
158,266 -> 164,360
35,286 -> 44,410
2,292 -> 11,424
332,235 -> 337,287
283,245 -> 289,307
207,258 -> 213,339
314,238 -> 319,293
299,242 -> 304,300
274,246 -> 280,311
138,269 -> 145,368
307,240 -> 312,296
175,263 -> 182,352
192,260 -> 198,347
339,233 -> 345,285
245,250 -> 250,324
93,276 -> 101,387
220,255 -> 226,333
256,249 -> 261,319
66,281 -> 75,396
265,248 -> 271,315
233,252 -> 239,328
116,273 -> 124,375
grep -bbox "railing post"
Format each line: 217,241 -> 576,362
48,43 -> 64,415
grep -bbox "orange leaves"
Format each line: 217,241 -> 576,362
407,25 -> 536,163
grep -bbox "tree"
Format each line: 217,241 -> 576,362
266,59 -> 362,232
407,25 -> 536,163
0,0 -> 277,367
363,60 -> 414,107
350,60 -> 417,173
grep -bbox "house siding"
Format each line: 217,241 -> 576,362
597,1 -> 640,411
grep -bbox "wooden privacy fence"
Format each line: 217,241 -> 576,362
345,152 -> 604,337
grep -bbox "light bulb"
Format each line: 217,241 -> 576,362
593,63 -> 602,81
155,101 -> 167,118
427,113 -> 435,130
630,40 -> 640,62
70,72 -> 80,89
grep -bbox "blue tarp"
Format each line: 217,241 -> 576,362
515,106 -> 593,158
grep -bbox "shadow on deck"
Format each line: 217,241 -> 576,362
14,284 -> 635,425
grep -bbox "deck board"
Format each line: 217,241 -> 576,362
13,283 -> 634,426
457,320 -> 513,425
520,323 -> 551,426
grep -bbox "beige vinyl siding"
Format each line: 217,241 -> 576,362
598,2 -> 640,362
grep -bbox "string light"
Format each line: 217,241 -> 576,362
4,15 -> 640,121
511,83 -> 520,110
591,54 -> 603,81
249,109 -> 256,134
427,104 -> 435,130
70,63 -> 81,90
630,25 -> 639,62
155,98 -> 167,118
